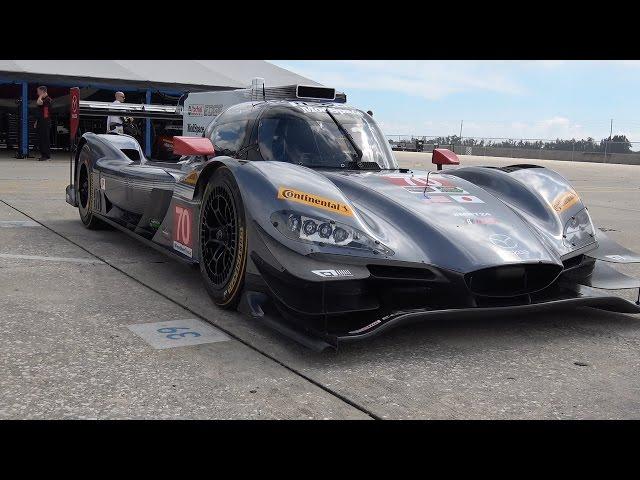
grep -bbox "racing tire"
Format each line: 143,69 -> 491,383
76,145 -> 104,230
199,167 -> 248,309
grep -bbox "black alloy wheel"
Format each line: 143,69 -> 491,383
199,167 -> 247,308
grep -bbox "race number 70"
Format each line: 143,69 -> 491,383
174,205 -> 192,247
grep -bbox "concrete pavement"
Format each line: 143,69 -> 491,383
1,152 -> 640,419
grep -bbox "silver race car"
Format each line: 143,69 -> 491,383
66,84 -> 640,350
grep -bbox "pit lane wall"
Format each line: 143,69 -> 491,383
389,138 -> 640,166
458,146 -> 640,165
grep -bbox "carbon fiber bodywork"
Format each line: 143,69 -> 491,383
66,102 -> 640,349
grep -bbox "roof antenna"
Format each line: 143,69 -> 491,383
424,170 -> 440,196
251,77 -> 265,101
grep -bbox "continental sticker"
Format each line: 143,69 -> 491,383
552,190 -> 579,213
277,187 -> 353,217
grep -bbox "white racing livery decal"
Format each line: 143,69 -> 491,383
488,234 -> 536,259
311,269 -> 353,278
489,234 -> 518,250
455,212 -> 497,225
173,241 -> 193,258
435,186 -> 469,194
465,217 -> 498,225
454,212 -> 492,217
404,186 -> 436,194
290,103 -> 363,116
348,319 -> 382,334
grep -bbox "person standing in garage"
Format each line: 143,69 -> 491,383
107,91 -> 125,134
34,86 -> 52,161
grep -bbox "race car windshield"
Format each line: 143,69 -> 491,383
258,107 -> 397,169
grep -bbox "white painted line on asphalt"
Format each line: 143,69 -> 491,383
127,318 -> 231,349
0,253 -> 105,264
0,177 -> 52,180
0,220 -> 42,228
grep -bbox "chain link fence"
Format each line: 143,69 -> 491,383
385,135 -> 640,164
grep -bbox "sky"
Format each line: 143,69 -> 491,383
270,61 -> 640,143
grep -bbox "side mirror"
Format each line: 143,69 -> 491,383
432,148 -> 460,171
172,136 -> 215,157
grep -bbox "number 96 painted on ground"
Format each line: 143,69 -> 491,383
128,319 -> 230,349
157,326 -> 202,340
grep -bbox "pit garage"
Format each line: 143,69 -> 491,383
0,60 -> 317,159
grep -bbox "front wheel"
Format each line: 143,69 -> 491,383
198,167 -> 248,309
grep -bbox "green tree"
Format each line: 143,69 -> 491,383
605,134 -> 632,154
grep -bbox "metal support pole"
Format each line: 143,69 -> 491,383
20,82 -> 29,158
610,118 -> 613,139
145,89 -> 152,158
604,118 -> 612,161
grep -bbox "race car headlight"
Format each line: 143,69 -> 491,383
272,210 -> 394,256
563,207 -> 595,249
303,218 -> 318,236
286,214 -> 301,233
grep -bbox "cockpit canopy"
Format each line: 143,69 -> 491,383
204,101 -> 398,170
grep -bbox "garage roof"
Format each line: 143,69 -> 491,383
0,60 -> 319,91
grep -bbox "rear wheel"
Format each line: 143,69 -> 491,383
199,167 -> 248,309
77,145 -> 104,229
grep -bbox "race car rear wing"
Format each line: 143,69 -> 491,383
66,87 -> 182,206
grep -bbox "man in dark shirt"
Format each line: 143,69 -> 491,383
34,85 -> 52,161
